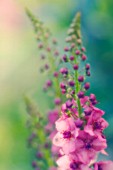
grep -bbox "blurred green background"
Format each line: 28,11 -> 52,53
0,0 -> 113,169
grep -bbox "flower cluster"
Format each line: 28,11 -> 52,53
52,13 -> 113,170
53,98 -> 109,169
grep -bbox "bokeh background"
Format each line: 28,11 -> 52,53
0,0 -> 113,169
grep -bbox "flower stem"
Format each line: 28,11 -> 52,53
74,61 -> 82,118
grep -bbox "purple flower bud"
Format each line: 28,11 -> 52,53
32,161 -> 37,168
68,80 -> 75,87
70,55 -> 74,61
78,75 -> 84,82
81,47 -> 86,52
60,67 -> 68,75
60,82 -> 66,89
84,107 -> 92,116
86,64 -> 90,70
62,54 -> 68,62
75,50 -> 80,55
46,80 -> 52,87
45,64 -> 49,70
73,64 -> 79,70
44,143 -> 50,148
53,72 -> 59,77
64,47 -> 69,52
54,98 -> 61,105
89,94 -> 96,102
61,89 -> 66,94
36,152 -> 43,159
66,100 -> 73,108
81,54 -> 87,61
84,82 -> 90,90
86,70 -> 91,76
75,118 -> 83,128
78,91 -> 84,98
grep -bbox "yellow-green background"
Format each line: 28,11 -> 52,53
0,0 -> 113,169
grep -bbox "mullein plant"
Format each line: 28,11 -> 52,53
26,9 -> 113,170
52,13 -> 113,170
25,9 -> 64,170
25,96 -> 53,170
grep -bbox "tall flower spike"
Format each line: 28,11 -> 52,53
53,12 -> 112,170
25,96 -> 55,170
26,9 -> 64,170
26,8 -> 61,98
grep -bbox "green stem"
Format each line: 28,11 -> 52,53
74,58 -> 82,118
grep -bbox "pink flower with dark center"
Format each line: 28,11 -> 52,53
53,116 -> 79,154
75,131 -> 107,164
84,108 -> 108,136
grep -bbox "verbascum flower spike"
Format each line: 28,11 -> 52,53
25,9 -> 64,170
53,12 -> 113,170
26,8 -> 62,100
25,96 -> 54,170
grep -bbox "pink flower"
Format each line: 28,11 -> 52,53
84,117 -> 108,136
74,131 -> 107,164
94,161 -> 113,170
55,115 -> 75,132
80,96 -> 89,107
84,107 -> 108,136
90,106 -> 105,117
53,116 -> 79,154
